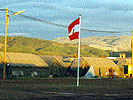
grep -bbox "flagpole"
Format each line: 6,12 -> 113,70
77,14 -> 81,87
131,31 -> 133,74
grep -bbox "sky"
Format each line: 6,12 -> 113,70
0,0 -> 133,40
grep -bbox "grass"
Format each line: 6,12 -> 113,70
0,36 -> 109,57
0,78 -> 133,99
0,78 -> 133,93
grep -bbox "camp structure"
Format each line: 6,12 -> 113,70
69,57 -> 89,77
0,52 -> 49,78
114,57 -> 132,77
70,57 -> 121,78
40,56 -> 75,77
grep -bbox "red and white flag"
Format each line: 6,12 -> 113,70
68,18 -> 80,41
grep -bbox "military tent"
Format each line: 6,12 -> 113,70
41,56 -> 73,77
0,52 -> 49,78
114,57 -> 132,76
70,57 -> 121,77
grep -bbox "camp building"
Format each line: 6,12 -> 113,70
70,57 -> 121,78
40,56 -> 75,77
0,52 -> 49,78
114,57 -> 132,77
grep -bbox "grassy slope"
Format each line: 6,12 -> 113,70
0,36 -> 109,57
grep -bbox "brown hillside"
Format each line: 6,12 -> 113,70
53,35 -> 131,51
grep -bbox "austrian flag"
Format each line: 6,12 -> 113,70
68,18 -> 80,40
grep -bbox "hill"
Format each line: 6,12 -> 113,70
53,35 -> 131,52
0,36 -> 109,57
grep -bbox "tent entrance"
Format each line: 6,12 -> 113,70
84,66 -> 95,78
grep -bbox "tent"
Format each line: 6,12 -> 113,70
41,56 -> 74,77
0,52 -> 49,78
70,57 -> 90,77
70,57 -> 121,77
84,65 -> 95,78
114,57 -> 132,77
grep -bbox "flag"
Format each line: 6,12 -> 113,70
68,18 -> 80,40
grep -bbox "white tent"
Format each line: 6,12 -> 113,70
84,66 -> 95,78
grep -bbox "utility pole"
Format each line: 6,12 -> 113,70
3,7 -> 8,80
3,7 -> 25,79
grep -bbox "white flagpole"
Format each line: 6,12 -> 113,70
77,14 -> 81,87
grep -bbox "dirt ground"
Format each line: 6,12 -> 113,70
0,78 -> 133,100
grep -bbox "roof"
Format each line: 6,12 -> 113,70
115,58 -> 131,65
83,57 -> 119,68
0,52 -> 49,67
70,57 -> 87,68
107,57 -> 117,60
40,56 -> 74,68
62,57 -> 75,67
125,58 -> 131,65
71,57 -> 119,69
40,56 -> 55,66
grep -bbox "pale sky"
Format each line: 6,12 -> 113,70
0,0 -> 133,40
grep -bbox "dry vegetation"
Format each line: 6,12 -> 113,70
53,35 -> 131,51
